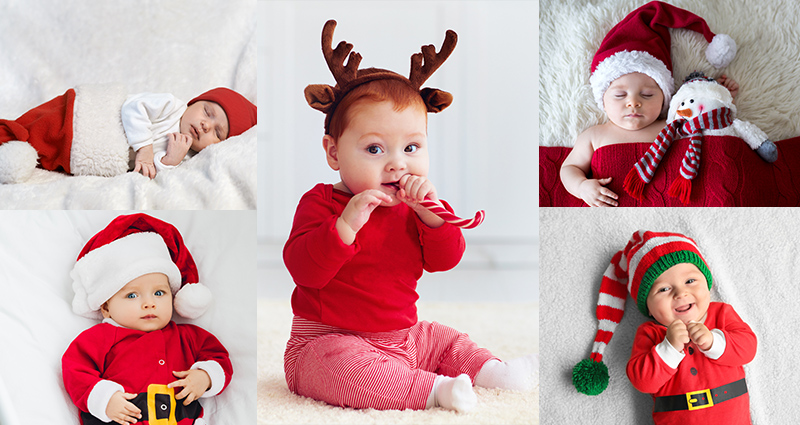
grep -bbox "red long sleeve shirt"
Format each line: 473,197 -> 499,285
627,302 -> 756,424
283,184 -> 466,332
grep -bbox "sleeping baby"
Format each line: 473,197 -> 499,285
0,85 -> 256,183
559,1 -> 737,207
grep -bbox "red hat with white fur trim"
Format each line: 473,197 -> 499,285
590,1 -> 736,115
70,213 -> 212,320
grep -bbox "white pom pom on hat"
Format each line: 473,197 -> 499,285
71,213 -> 212,320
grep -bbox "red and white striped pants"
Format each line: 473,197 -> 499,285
284,316 -> 497,410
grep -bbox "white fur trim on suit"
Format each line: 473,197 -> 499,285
706,34 -> 736,69
71,232 -> 182,319
174,282 -> 213,319
0,141 -> 38,184
87,379 -> 125,423
192,360 -> 226,398
590,50 -> 674,116
70,84 -> 131,176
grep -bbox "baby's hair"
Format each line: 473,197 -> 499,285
328,78 -> 427,141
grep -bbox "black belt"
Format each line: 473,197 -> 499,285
81,384 -> 202,425
654,378 -> 747,412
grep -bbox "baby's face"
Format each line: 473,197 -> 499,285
101,273 -> 173,332
326,100 -> 429,207
180,100 -> 230,152
646,262 -> 710,326
603,73 -> 664,131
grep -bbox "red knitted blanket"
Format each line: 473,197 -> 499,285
540,135 -> 800,207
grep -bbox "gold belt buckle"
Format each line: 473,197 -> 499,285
686,388 -> 714,411
147,384 -> 177,425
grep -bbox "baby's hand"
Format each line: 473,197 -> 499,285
578,177 -> 618,207
666,319 -> 690,352
717,75 -> 739,101
397,174 -> 445,228
687,321 -> 714,351
133,145 -> 156,179
168,369 -> 211,406
106,391 -> 141,425
162,132 -> 193,166
337,189 -> 392,244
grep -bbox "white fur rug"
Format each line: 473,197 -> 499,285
257,299 -> 539,424
540,208 -> 800,424
539,0 -> 800,147
0,0 -> 256,209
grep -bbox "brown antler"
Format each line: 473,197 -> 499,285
409,30 -> 457,88
322,20 -> 362,87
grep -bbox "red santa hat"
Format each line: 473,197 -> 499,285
590,1 -> 736,115
572,230 -> 713,396
70,213 -> 212,320
189,87 -> 257,138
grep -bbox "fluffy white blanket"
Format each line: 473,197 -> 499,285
540,0 -> 800,147
0,211 -> 256,425
540,208 -> 798,424
0,0 -> 256,209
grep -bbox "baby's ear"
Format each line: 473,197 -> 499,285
420,88 -> 453,113
100,302 -> 111,318
305,84 -> 336,113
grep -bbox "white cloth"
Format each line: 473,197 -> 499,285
121,92 -> 193,172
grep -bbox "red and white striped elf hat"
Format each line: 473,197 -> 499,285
572,230 -> 712,396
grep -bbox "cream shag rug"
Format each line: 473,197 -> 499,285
257,299 -> 538,424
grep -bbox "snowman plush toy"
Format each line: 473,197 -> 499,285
669,71 -> 777,161
625,71 -> 778,203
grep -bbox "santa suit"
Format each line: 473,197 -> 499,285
282,183 -> 496,410
627,302 -> 756,424
62,320 -> 232,425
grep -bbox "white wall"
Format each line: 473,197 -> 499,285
258,0 -> 538,302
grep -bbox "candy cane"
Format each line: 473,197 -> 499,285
419,199 -> 485,229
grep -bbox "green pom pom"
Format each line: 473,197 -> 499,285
572,358 -> 609,396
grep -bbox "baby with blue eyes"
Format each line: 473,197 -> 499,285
62,213 -> 232,425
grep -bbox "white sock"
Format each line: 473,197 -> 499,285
425,374 -> 476,413
474,354 -> 539,391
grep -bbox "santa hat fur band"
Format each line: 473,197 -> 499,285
71,213 -> 212,320
590,1 -> 736,115
572,230 -> 712,396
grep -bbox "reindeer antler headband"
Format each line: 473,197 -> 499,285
304,20 -> 458,134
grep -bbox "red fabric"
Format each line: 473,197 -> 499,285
283,183 -> 466,332
189,87 -> 257,138
0,88 -> 75,174
62,321 -> 233,424
540,136 -> 800,206
77,213 -> 199,287
284,316 -> 496,410
592,1 -> 717,75
627,303 -> 756,425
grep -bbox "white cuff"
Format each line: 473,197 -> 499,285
700,329 -> 726,360
155,151 -> 177,172
192,360 -> 226,398
87,380 -> 125,423
655,336 -> 685,369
